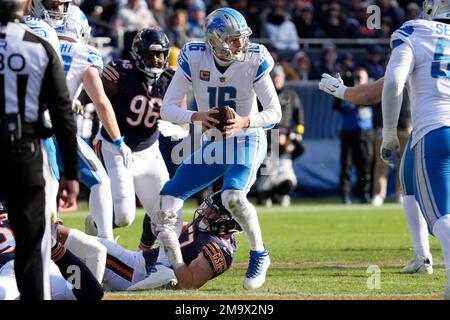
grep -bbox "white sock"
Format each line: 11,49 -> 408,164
432,215 -> 450,282
89,183 -> 114,240
403,195 -> 430,257
222,190 -> 264,252
235,200 -> 264,252
64,229 -> 107,283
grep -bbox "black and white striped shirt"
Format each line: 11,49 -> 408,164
0,13 -> 78,179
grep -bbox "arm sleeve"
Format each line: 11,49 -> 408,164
201,242 -> 233,278
160,68 -> 195,124
250,74 -> 282,128
382,42 -> 414,129
41,44 -> 79,180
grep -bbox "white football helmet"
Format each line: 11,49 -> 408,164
423,0 -> 450,20
55,5 -> 91,44
29,0 -> 72,28
204,7 -> 252,62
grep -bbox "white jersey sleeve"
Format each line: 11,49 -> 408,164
382,21 -> 415,129
60,41 -> 104,100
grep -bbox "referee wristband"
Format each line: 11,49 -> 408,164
113,136 -> 124,147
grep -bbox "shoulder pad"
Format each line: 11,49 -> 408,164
177,42 -> 206,81
391,19 -> 432,49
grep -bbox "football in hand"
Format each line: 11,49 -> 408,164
209,106 -> 235,132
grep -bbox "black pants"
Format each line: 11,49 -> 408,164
340,130 -> 374,200
0,137 -> 47,300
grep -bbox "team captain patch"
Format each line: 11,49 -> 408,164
200,70 -> 210,81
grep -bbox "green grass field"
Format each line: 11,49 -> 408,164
60,201 -> 446,300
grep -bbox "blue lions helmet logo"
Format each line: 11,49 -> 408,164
207,17 -> 226,34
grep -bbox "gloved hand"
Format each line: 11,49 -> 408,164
318,73 -> 347,99
157,120 -> 189,140
72,99 -> 85,115
150,210 -> 178,234
156,225 -> 184,269
380,127 -> 400,168
113,136 -> 133,169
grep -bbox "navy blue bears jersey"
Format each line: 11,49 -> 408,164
101,60 -> 175,152
0,214 -> 15,269
143,220 -> 236,278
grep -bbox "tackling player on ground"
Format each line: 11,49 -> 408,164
89,192 -> 239,291
0,202 -> 104,300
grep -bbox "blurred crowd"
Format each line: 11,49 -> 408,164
72,0 -> 423,82
76,0 -> 422,41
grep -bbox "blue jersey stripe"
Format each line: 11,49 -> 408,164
178,55 -> 192,79
254,59 -> 270,82
392,39 -> 404,49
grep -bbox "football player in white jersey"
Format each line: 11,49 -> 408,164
28,3 -> 133,241
381,0 -> 450,299
54,5 -> 133,241
318,75 -> 433,273
155,8 -> 281,290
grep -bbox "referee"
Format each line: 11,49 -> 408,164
0,0 -> 79,299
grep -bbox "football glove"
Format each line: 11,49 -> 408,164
72,99 -> 85,115
157,225 -> 184,269
150,210 -> 178,232
380,127 -> 400,168
318,73 -> 347,99
157,120 -> 189,141
113,136 -> 133,169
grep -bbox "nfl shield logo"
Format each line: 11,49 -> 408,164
219,77 -> 226,83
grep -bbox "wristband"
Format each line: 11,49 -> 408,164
113,136 -> 124,147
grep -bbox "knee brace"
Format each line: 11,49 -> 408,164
221,190 -> 251,222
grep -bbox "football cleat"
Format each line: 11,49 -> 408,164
84,214 -> 98,237
402,254 -> 433,274
243,247 -> 270,290
127,263 -> 177,291
139,214 -> 156,250
371,195 -> 384,207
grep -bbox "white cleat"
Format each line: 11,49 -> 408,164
371,195 -> 384,207
84,215 -> 98,237
402,254 -> 433,274
127,263 -> 177,291
243,247 -> 270,290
